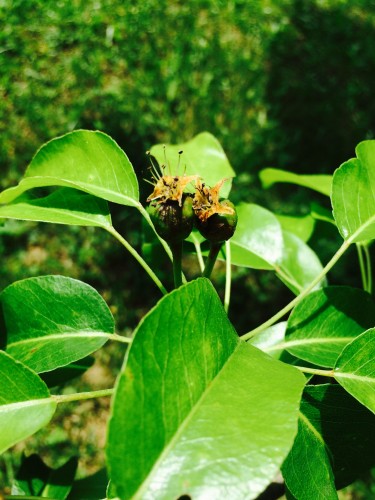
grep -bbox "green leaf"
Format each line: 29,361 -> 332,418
1,275 -> 115,373
276,213 -> 315,242
0,130 -> 139,207
230,203 -> 283,269
229,205 -> 323,293
259,168 -> 332,196
282,384 -> 375,498
250,321 -> 287,359
332,141 -> 375,242
12,454 -> 77,499
150,132 -> 236,198
284,287 -> 375,368
0,188 -> 112,227
334,329 -> 375,413
0,351 -> 56,454
277,231 -> 324,294
107,278 -> 305,500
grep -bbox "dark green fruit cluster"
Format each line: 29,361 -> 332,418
195,200 -> 238,243
147,195 -> 194,244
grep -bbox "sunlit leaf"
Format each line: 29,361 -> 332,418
334,329 -> 375,413
284,287 -> 375,367
0,188 -> 112,227
230,203 -> 283,269
0,130 -> 139,207
0,351 -> 56,454
332,140 -> 375,242
277,231 -> 325,294
150,132 -> 236,198
108,278 -> 305,500
276,213 -> 315,242
1,275 -> 115,373
259,168 -> 332,196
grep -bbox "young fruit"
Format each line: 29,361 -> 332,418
147,195 -> 194,244
196,199 -> 237,243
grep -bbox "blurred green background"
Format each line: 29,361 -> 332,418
1,0 -> 375,496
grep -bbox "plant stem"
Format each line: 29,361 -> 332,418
241,240 -> 350,341
111,333 -> 132,344
193,236 -> 205,273
356,243 -> 368,291
224,240 -> 232,313
203,242 -> 222,278
364,244 -> 372,294
105,226 -> 167,295
51,388 -> 114,404
170,241 -> 183,288
295,366 -> 335,378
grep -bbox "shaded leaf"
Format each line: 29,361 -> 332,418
12,454 -> 77,499
310,202 -> 336,225
284,287 -> 375,367
334,329 -> 375,413
259,168 -> 332,196
68,468 -> 109,500
332,140 -> 375,242
1,275 -> 115,373
0,188 -> 112,227
282,384 -> 375,498
107,278 -> 305,500
40,356 -> 95,388
150,132 -> 236,198
0,351 -> 56,454
0,130 -> 139,207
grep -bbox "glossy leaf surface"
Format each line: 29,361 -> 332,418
282,384 -> 375,498
334,329 -> 375,413
0,130 -> 139,206
277,231 -> 324,294
259,168 -> 332,196
108,278 -> 305,500
230,203 -> 283,269
285,287 -> 375,367
276,213 -> 315,242
12,454 -> 77,499
332,141 -> 375,242
0,188 -> 112,227
2,275 -> 115,373
0,351 -> 56,454
150,132 -> 236,198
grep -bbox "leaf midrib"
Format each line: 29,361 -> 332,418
7,331 -> 114,348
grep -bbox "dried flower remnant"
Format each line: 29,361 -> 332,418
145,150 -> 198,207
193,178 -> 235,222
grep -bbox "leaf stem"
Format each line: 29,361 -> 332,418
111,333 -> 132,344
203,242 -> 222,278
105,226 -> 167,295
170,241 -> 183,288
241,240 -> 350,341
224,240 -> 232,313
364,244 -> 372,294
356,243 -> 368,291
51,388 -> 114,404
294,366 -> 335,378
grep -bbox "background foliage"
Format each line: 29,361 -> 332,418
1,0 -> 375,496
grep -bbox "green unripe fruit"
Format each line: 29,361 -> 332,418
196,200 -> 237,243
148,195 -> 194,244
